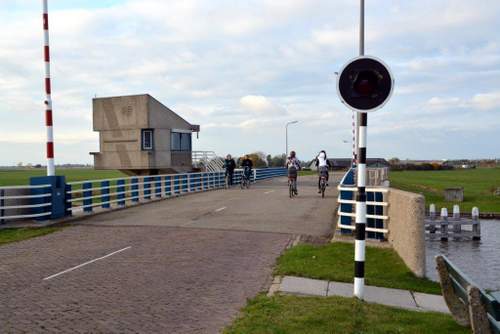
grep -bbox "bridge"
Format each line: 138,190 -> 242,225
0,174 -> 341,333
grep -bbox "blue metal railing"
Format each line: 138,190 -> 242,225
337,167 -> 389,239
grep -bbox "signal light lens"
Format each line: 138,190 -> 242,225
353,70 -> 379,97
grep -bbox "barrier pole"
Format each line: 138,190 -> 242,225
42,0 -> 55,176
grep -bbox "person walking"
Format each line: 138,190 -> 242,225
224,154 -> 236,186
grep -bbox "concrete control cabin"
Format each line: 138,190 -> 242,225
91,94 -> 200,175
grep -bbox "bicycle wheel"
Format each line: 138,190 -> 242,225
321,179 -> 326,198
289,181 -> 293,198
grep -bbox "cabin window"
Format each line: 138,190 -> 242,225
171,132 -> 191,151
141,129 -> 154,150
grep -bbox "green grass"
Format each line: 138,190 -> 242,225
275,242 -> 441,295
0,168 -> 126,186
389,168 -> 500,212
225,294 -> 469,334
0,227 -> 62,246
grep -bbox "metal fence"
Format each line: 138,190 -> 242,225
0,167 -> 287,223
337,168 -> 389,239
0,184 -> 53,222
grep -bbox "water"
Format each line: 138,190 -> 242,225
426,220 -> 500,291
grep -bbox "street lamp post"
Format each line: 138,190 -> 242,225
285,121 -> 298,157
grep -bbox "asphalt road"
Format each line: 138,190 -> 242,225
0,175 -> 338,333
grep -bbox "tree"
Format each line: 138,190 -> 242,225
388,157 -> 400,165
270,154 -> 286,167
247,152 -> 267,168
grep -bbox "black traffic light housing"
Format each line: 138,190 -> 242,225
337,56 -> 394,112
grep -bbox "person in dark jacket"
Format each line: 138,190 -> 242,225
224,154 -> 236,186
240,155 -> 253,180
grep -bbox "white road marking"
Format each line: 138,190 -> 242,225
214,206 -> 227,212
264,190 -> 275,194
43,246 -> 132,281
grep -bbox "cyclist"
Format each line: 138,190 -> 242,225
315,150 -> 331,193
286,151 -> 300,195
224,154 -> 236,187
240,155 -> 253,184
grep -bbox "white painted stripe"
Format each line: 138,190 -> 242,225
357,163 -> 366,187
355,202 -> 367,223
359,126 -> 367,148
354,240 -> 366,261
47,158 -> 55,176
264,190 -> 275,194
45,62 -> 51,76
354,277 -> 364,299
46,126 -> 53,141
214,206 -> 226,213
43,246 -> 131,280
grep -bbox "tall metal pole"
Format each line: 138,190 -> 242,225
355,0 -> 365,166
354,0 -> 367,300
43,0 -> 55,176
285,121 -> 298,157
286,125 -> 288,157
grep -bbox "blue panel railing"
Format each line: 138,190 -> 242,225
337,167 -> 389,239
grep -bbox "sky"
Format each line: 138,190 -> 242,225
1,0 -> 499,165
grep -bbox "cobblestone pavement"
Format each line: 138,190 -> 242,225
0,226 -> 290,333
0,176 -> 337,333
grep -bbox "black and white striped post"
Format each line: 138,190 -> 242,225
354,112 -> 367,297
336,0 -> 394,300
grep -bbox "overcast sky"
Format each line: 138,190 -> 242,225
1,0 -> 499,165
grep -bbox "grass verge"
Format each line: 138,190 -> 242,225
389,168 -> 500,212
275,242 -> 441,295
225,294 -> 469,334
0,227 -> 62,246
0,168 -> 126,186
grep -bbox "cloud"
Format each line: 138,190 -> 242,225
426,91 -> 500,111
1,0 -> 500,163
239,95 -> 284,115
470,91 -> 500,110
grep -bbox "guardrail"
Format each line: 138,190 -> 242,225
0,184 -> 53,222
337,167 -> 389,239
0,168 -> 288,223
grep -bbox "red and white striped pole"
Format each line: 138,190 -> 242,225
43,0 -> 55,176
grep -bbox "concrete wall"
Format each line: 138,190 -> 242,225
387,188 -> 426,277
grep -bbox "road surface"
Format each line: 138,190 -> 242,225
0,175 -> 338,333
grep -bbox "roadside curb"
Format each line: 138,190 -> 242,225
270,275 -> 450,314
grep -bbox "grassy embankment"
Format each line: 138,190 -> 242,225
0,227 -> 62,246
224,242 -> 463,333
275,242 -> 441,295
389,168 -> 500,213
225,294 -> 468,334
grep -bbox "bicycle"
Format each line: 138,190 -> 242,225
240,168 -> 251,189
224,173 -> 231,189
319,167 -> 328,198
319,174 -> 327,198
288,177 -> 297,198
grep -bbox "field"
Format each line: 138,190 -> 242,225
389,168 -> 500,213
0,168 -> 126,186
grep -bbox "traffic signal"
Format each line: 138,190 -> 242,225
337,56 -> 394,112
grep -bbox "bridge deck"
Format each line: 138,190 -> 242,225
0,175 -> 338,333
